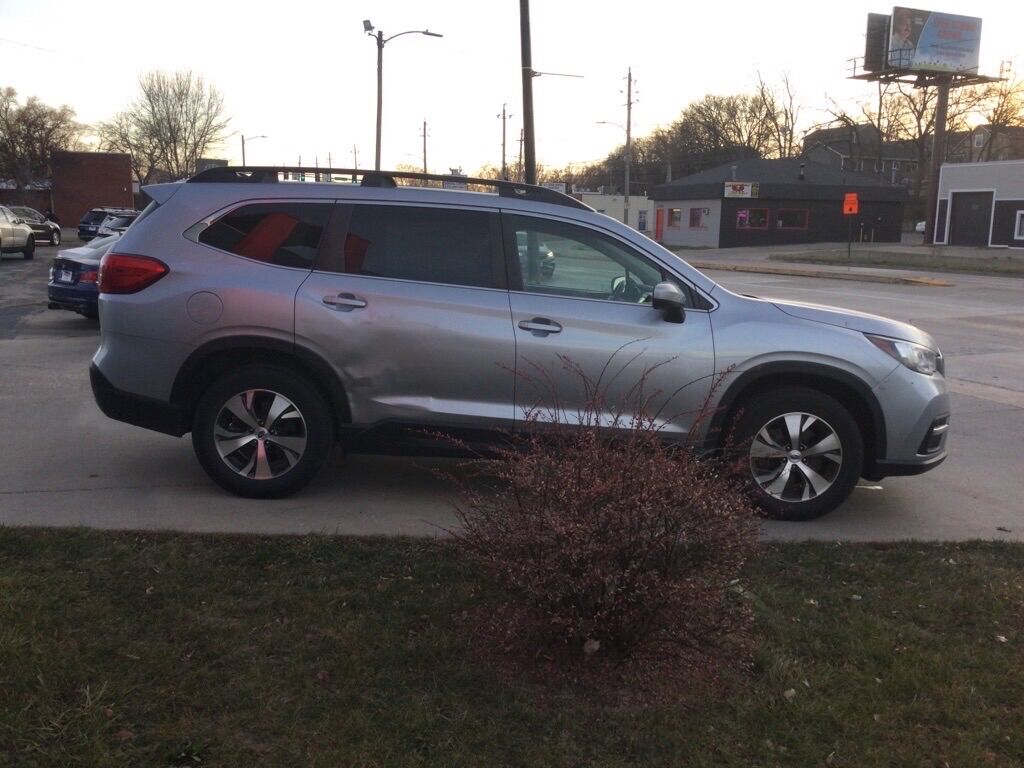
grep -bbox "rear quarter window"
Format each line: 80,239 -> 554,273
198,202 -> 331,268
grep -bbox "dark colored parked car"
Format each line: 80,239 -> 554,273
48,235 -> 120,319
9,206 -> 62,245
79,207 -> 136,242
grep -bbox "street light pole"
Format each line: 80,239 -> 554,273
240,134 -> 267,166
364,21 -> 443,172
497,104 -> 514,180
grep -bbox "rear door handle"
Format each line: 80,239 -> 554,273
322,293 -> 367,311
518,317 -> 562,335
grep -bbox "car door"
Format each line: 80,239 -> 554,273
295,201 -> 516,439
504,212 -> 716,442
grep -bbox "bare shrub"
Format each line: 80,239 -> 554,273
452,352 -> 760,673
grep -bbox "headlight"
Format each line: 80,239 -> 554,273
866,334 -> 939,375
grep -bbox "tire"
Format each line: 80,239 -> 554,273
22,236 -> 35,260
191,365 -> 335,498
51,230 -> 61,246
731,387 -> 864,521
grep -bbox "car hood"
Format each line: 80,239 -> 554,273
770,298 -> 938,350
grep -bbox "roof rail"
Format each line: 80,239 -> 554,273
187,165 -> 592,211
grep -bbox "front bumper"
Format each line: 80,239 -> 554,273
90,364 -> 188,437
865,365 -> 950,480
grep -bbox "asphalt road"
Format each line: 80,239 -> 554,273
1,244 -> 1022,541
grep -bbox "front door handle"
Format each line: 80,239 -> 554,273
518,317 -> 562,335
322,293 -> 367,312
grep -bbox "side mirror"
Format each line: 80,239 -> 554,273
652,281 -> 686,323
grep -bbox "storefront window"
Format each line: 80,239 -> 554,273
689,208 -> 704,228
736,208 -> 769,229
668,208 -> 682,228
777,209 -> 809,229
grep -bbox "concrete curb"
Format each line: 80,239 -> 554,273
689,261 -> 954,287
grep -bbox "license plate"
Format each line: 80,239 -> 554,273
59,269 -> 74,283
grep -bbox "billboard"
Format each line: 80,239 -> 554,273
887,8 -> 982,73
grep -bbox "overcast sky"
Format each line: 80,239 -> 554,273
1,0 -> 1019,175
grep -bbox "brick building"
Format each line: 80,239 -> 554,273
51,151 -> 134,226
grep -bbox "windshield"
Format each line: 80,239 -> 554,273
82,211 -> 110,224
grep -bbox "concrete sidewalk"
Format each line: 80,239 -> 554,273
671,241 -> 1024,285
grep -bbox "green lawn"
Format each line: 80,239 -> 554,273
1,529 -> 1022,767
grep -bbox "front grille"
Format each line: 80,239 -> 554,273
918,415 -> 949,455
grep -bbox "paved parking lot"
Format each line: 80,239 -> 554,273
2,243 -> 1022,541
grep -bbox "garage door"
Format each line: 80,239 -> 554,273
949,191 -> 993,246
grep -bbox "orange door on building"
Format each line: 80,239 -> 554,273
655,208 -> 665,241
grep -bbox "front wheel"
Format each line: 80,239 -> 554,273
51,230 -> 61,246
192,366 -> 335,498
731,387 -> 864,521
22,236 -> 35,259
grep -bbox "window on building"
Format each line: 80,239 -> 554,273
736,208 -> 769,229
668,208 -> 682,228
689,208 -> 705,228
974,132 -> 986,148
892,161 -> 901,170
776,209 -> 809,229
1016,211 -> 1024,240
198,202 -> 331,268
325,204 -> 496,288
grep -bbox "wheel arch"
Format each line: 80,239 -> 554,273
170,336 -> 352,433
708,362 -> 886,473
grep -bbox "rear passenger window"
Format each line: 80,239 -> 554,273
325,204 -> 496,289
199,202 -> 330,268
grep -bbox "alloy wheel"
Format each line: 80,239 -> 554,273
749,411 -> 843,503
213,389 -> 308,480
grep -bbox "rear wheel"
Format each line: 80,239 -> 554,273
732,387 -> 863,521
51,229 -> 61,246
192,366 -> 335,498
22,236 -> 35,259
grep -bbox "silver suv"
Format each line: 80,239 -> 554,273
90,167 -> 949,520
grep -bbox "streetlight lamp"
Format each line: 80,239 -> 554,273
363,19 -> 443,171
241,134 -> 267,166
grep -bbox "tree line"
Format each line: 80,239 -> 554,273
2,67 -> 1022,198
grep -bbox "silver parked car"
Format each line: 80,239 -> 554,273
0,205 -> 37,259
90,167 -> 949,519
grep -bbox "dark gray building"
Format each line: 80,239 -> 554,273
934,160 -> 1024,247
650,158 -> 907,249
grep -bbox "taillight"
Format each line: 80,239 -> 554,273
98,253 -> 168,294
79,270 -> 98,284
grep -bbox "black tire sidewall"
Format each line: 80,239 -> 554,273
192,365 -> 335,498
23,237 -> 34,259
733,387 -> 864,521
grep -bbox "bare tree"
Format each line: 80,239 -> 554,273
99,70 -> 230,182
0,87 -> 84,188
976,75 -> 1024,161
756,72 -> 802,158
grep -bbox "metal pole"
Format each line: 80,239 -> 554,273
241,135 -> 246,166
624,67 -> 632,227
375,30 -> 384,171
422,119 -> 427,173
500,104 -> 508,180
518,128 -> 524,182
519,0 -> 537,184
924,77 -> 950,245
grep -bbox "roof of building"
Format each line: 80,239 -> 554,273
651,158 -> 908,202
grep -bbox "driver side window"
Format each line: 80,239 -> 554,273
504,214 -> 666,305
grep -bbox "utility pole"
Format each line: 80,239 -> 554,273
923,76 -> 951,245
352,145 -> 359,182
624,67 -> 633,228
421,119 -> 428,173
517,128 -> 524,183
375,29 -> 384,170
497,103 -> 513,180
519,0 -> 537,184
